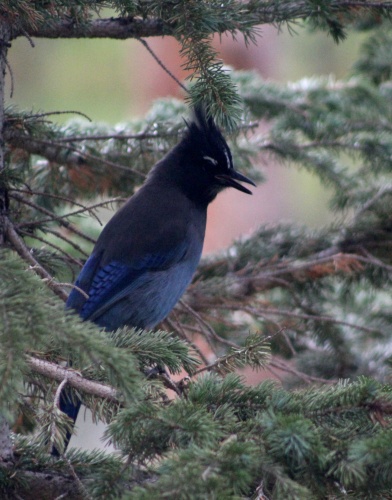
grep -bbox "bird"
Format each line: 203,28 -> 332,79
57,105 -> 255,453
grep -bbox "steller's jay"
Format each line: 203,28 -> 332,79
58,106 -> 255,454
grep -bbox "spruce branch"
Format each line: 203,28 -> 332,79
138,37 -> 188,94
164,316 -> 211,367
41,228 -> 89,259
0,461 -> 84,500
179,299 -> 231,352
189,251 -> 366,305
11,192 -> 122,230
3,216 -> 69,301
236,304 -> 385,337
10,1 -> 392,43
193,334 -> 271,376
13,16 -> 172,40
6,132 -> 146,178
26,356 -> 119,403
18,228 -> 83,268
268,358 -> 336,384
55,130 -> 179,142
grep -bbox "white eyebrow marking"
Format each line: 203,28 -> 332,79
203,156 -> 218,165
224,148 -> 232,169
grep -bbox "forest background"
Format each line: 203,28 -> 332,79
1,1 -> 392,499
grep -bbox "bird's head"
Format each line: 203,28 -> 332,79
170,105 -> 256,204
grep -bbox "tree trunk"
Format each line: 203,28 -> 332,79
0,19 -> 13,462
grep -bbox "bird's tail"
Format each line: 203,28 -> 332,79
51,389 -> 81,456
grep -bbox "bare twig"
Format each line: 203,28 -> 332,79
355,251 -> 392,274
64,457 -> 93,500
4,216 -> 68,301
269,358 -> 335,384
4,54 -> 14,98
11,187 -> 104,213
4,110 -> 92,123
11,193 -> 119,246
59,283 -> 89,299
56,130 -> 180,142
44,228 -> 90,259
138,37 -> 188,93
6,133 -> 146,178
179,300 -> 237,350
9,194 -> 97,244
351,185 -> 392,225
240,305 -> 385,336
10,191 -> 104,229
192,335 -> 272,376
190,252 -> 367,305
19,229 -> 84,266
54,378 -> 69,409
164,316 -> 211,367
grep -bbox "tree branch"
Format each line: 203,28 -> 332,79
0,18 -> 14,462
0,463 -> 84,500
13,16 -> 172,40
3,216 -> 69,301
11,2 -> 392,42
26,356 -> 119,403
188,252 -> 365,308
5,130 -> 145,178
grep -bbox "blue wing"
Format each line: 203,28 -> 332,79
66,252 -> 102,313
66,243 -> 191,330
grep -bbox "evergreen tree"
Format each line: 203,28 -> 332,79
1,1 -> 392,498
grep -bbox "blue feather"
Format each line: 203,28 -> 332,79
66,252 -> 101,312
67,242 -> 196,330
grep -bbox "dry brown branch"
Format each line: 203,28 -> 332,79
189,252 -> 366,307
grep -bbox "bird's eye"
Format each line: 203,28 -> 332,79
203,156 -> 218,166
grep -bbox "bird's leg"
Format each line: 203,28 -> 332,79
144,365 -> 183,396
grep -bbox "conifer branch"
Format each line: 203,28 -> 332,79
190,252 -> 366,305
26,356 -> 119,403
10,192 -> 97,244
3,214 -> 69,301
193,335 -> 271,376
6,132 -> 146,178
0,14 -> 14,464
268,358 -> 336,384
10,2 -> 392,43
13,16 -> 172,40
0,463 -> 85,500
11,192 -> 122,230
18,228 -> 83,267
237,305 -> 385,336
164,317 -> 211,367
2,2 -> 392,497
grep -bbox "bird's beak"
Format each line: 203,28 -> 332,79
215,170 -> 256,195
